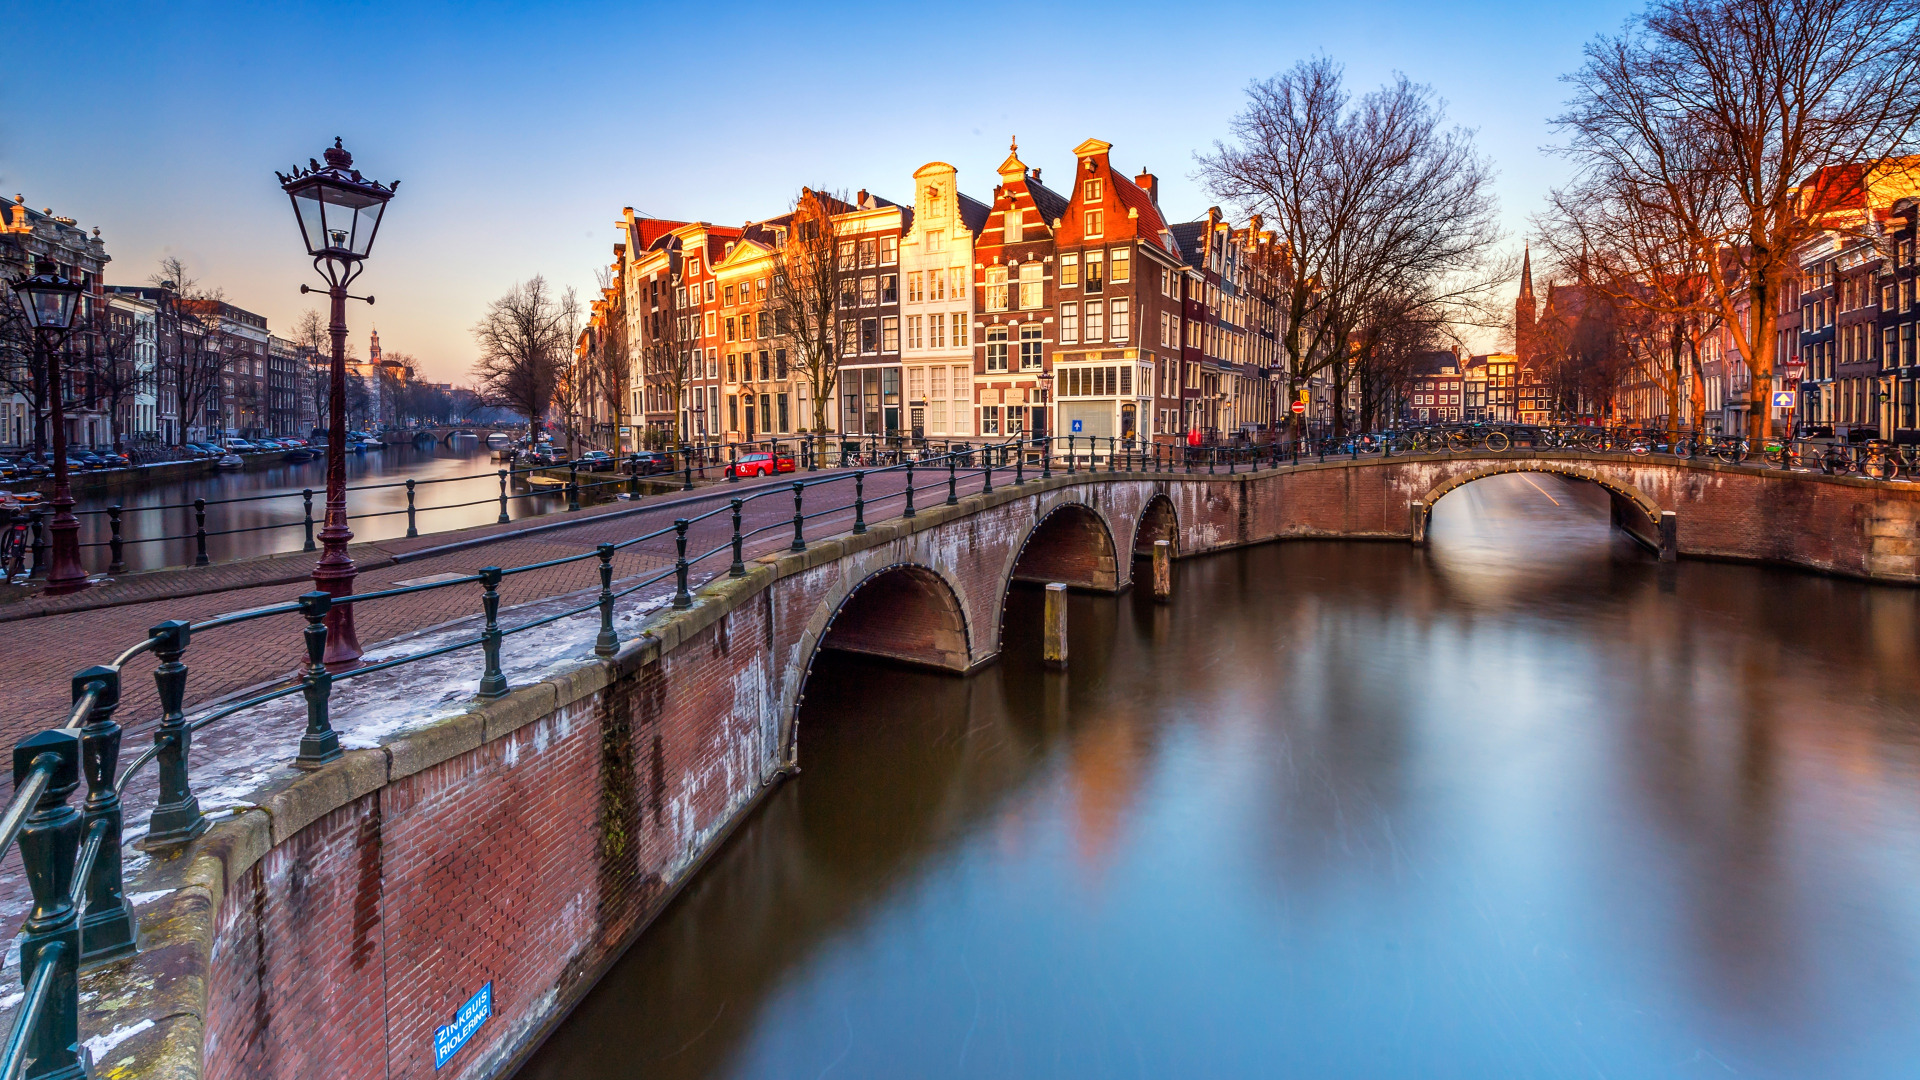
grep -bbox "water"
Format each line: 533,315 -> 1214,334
63,441 -> 575,573
517,473 -> 1920,1079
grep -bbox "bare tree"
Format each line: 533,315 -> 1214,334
1198,58 -> 1506,437
639,260 -> 699,450
471,275 -> 579,438
770,188 -> 851,455
149,258 -> 227,447
1554,0 -> 1920,440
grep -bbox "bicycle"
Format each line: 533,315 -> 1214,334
0,510 -> 29,582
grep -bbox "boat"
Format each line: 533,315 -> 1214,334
485,432 -> 512,449
284,449 -> 316,463
216,454 -> 244,470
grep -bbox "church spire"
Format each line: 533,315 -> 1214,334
1519,244 -> 1534,302
1515,245 -> 1538,363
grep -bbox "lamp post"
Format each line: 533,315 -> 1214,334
12,263 -> 88,592
1036,370 -> 1054,451
277,138 -> 398,666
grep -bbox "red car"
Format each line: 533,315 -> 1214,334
728,452 -> 795,478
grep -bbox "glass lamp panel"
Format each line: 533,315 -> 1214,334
348,195 -> 387,258
291,186 -> 329,256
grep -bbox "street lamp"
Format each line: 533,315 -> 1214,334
12,263 -> 89,593
1035,370 -> 1054,448
277,138 -> 398,665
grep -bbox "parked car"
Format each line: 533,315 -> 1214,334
186,442 -> 223,458
629,451 -> 670,475
69,450 -> 106,470
0,459 -> 19,482
578,450 -> 616,472
92,449 -> 130,468
727,451 -> 795,478
224,439 -> 257,453
520,446 -> 566,467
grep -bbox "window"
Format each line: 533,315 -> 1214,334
929,313 -> 945,349
704,281 -> 714,303
1086,250 -> 1105,292
927,230 -> 945,253
878,274 -> 897,303
950,267 -> 965,299
837,241 -> 855,271
861,277 -> 879,306
1085,178 -> 1103,202
776,349 -> 788,379
704,312 -> 716,337
1020,324 -> 1043,370
982,405 -> 1001,434
929,268 -> 945,301
758,277 -> 769,299
759,351 -> 771,380
727,394 -> 738,431
951,312 -> 969,347
725,317 -> 737,343
1161,268 -> 1172,297
1085,301 -> 1104,342
840,278 -> 858,310
840,319 -> 857,353
1111,248 -> 1130,284
724,284 -> 736,306
1004,208 -> 1024,243
1018,263 -> 1043,309
881,236 -> 898,264
930,365 -> 945,399
862,318 -> 880,353
689,257 -> 701,277
757,311 -> 770,338
985,267 -> 1009,311
986,325 -> 1009,372
1061,302 -> 1080,343
1160,312 -> 1172,347
1060,253 -> 1080,288
857,238 -> 877,267
778,393 -> 790,433
907,315 -> 923,349
1085,210 -> 1104,237
909,272 -> 923,303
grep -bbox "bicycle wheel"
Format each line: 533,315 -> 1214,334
1484,431 -> 1510,452
1445,430 -> 1470,453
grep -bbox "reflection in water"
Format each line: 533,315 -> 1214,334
69,443 -> 570,572
520,472 -> 1920,1079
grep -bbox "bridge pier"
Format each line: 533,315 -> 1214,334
1659,511 -> 1678,562
1043,583 -> 1068,669
1409,501 -> 1428,547
1152,540 -> 1172,602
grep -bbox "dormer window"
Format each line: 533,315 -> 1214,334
1085,210 -> 1104,238
1084,179 -> 1103,203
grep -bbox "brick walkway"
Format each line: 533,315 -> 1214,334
0,467 -> 918,751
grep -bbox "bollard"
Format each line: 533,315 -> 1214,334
683,450 -> 694,491
567,464 -> 581,511
594,543 -> 618,656
904,461 -> 916,518
71,665 -> 134,964
628,455 -> 643,498
145,620 -> 205,846
947,454 -> 959,506
1152,539 -> 1172,603
302,488 -> 317,551
1042,582 -> 1068,669
1016,443 -> 1026,485
296,592 -> 343,765
193,497 -> 209,566
405,478 -> 418,538
477,568 -> 509,696
11,728 -> 85,1080
497,469 -> 511,523
728,445 -> 739,483
106,505 -> 124,575
853,472 -> 867,534
982,454 -> 994,495
790,481 -> 807,552
1068,435 -> 1077,474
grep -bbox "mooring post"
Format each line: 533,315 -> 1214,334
1152,539 -> 1173,603
1659,510 -> 1678,562
1043,582 -> 1068,669
1409,500 -> 1428,547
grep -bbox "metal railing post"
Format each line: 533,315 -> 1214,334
1016,442 -> 1026,484
904,461 -> 916,518
1040,435 -> 1051,480
72,666 -> 134,965
567,463 -> 581,510
1068,434 -> 1077,474
790,482 -> 807,552
9,728 -> 84,1080
947,453 -> 959,505
145,621 -> 205,846
193,497 -> 209,566
594,544 -> 618,658
405,478 -> 419,538
683,449 -> 694,491
853,472 -> 867,534
106,505 -> 124,576
302,489 -> 317,551
477,568 -> 509,696
727,445 -> 739,483
729,499 -> 747,577
982,454 -> 993,495
671,522 -> 692,609
497,469 -> 510,523
296,592 -> 343,766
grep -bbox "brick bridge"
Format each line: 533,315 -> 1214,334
79,452 -> 1920,1079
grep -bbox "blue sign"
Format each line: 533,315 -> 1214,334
1071,419 -> 1084,433
434,982 -> 492,1070
1771,390 -> 1796,409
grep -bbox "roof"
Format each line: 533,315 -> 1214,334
1026,180 -> 1069,227
1110,172 -> 1172,252
1410,349 -> 1460,376
1169,221 -> 1205,269
957,192 -> 991,236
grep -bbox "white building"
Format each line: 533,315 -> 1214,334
899,162 -> 989,440
107,292 -> 160,439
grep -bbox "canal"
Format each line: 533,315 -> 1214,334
66,441 -> 574,573
517,472 -> 1920,1079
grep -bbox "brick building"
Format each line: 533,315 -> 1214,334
900,161 -> 987,439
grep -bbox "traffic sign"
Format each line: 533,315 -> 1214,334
1291,401 -> 1307,415
1071,419 -> 1084,433
1771,390 -> 1796,409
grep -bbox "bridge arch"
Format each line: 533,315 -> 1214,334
1131,493 -> 1178,558
1417,460 -> 1670,553
1003,498 -> 1124,594
781,559 -> 978,756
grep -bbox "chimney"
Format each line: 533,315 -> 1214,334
1135,170 -> 1158,204
857,188 -> 869,208
1029,167 -> 1042,184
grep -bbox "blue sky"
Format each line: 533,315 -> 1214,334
3,0 -> 1640,382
